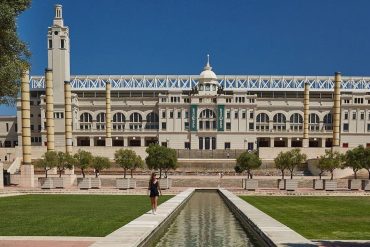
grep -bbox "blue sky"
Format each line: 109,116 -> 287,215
1,0 -> 370,115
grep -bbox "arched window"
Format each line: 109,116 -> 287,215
79,112 -> 92,130
129,112 -> 142,130
113,112 -> 125,130
309,113 -> 320,131
290,113 -> 303,131
323,113 -> 333,131
96,113 -> 106,130
273,113 -> 286,131
256,113 -> 269,131
145,112 -> 159,130
199,109 -> 216,130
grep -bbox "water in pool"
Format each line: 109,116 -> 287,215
155,191 -> 255,247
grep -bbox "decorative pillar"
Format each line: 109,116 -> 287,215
333,72 -> 341,147
45,69 -> 55,151
303,82 -> 310,147
270,137 -> 274,148
64,81 -> 75,176
287,138 -> 292,148
105,81 -> 112,146
20,70 -> 35,187
0,162 -> 4,189
64,81 -> 73,154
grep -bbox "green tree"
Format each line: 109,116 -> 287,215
319,150 -> 344,180
92,156 -> 111,178
34,151 -> 58,178
146,144 -> 178,178
274,151 -> 291,179
162,147 -> 178,178
344,146 -> 366,179
0,0 -> 31,104
56,152 -> 76,178
287,149 -> 307,179
314,158 -> 326,180
364,147 -> 370,179
74,150 -> 93,178
235,151 -> 262,179
130,155 -> 145,178
114,149 -> 137,178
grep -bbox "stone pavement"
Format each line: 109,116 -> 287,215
90,188 -> 195,247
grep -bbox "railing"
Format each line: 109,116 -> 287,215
29,75 -> 370,92
176,149 -> 245,159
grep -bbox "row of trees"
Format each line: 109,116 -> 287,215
235,146 -> 370,180
317,146 -> 370,180
34,144 -> 178,178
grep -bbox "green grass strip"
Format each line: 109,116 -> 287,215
0,194 -> 172,237
240,196 -> 370,240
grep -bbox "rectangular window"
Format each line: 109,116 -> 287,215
48,39 -> 52,49
185,142 -> 190,149
6,123 -> 9,132
161,122 -> 166,130
185,111 -> 189,119
235,112 -> 238,119
343,143 -> 349,148
343,123 -> 349,132
184,122 -> 189,130
162,111 -> 166,118
61,39 -> 65,49
226,110 -> 230,119
31,125 -> 34,131
361,112 -> 365,120
242,111 -> 246,119
177,111 -> 181,119
368,124 -> 370,132
250,112 -> 254,119
38,125 -> 41,131
344,112 -> 348,120
224,142 -> 231,149
199,137 -> 203,150
226,122 -> 231,130
352,112 -> 356,120
169,111 -> 173,118
249,123 -> 254,130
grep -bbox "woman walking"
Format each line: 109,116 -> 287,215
148,172 -> 161,215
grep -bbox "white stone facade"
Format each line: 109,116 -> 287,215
1,5 -> 370,158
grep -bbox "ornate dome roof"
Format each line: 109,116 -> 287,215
199,54 -> 217,81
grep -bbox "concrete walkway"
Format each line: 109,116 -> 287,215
90,188 -> 195,247
219,189 -> 314,246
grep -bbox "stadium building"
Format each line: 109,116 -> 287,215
1,5 -> 370,163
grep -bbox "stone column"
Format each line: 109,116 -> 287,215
333,72 -> 341,147
287,138 -> 292,148
20,70 -> 35,187
270,137 -> 274,148
64,81 -> 75,176
105,81 -> 112,146
303,82 -> 310,147
64,81 -> 73,154
45,69 -> 55,151
0,162 -> 3,189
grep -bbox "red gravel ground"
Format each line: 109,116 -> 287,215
0,240 -> 94,247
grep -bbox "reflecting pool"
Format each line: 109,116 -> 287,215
155,191 -> 255,247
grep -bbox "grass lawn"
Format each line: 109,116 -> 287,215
240,196 -> 370,240
0,194 -> 172,237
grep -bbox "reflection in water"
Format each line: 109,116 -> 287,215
156,191 -> 255,247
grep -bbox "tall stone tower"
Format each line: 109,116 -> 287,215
46,4 -> 71,147
47,4 -> 70,104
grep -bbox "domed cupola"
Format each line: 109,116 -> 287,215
197,55 -> 219,95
